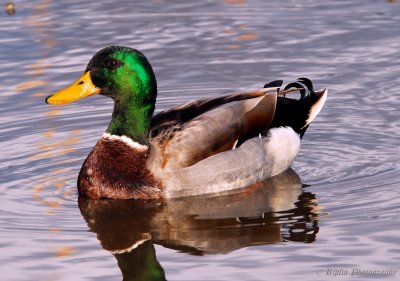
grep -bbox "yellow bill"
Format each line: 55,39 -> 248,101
46,71 -> 101,104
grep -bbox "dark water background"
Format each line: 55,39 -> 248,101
1,0 -> 399,280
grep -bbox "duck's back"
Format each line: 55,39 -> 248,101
148,91 -> 277,170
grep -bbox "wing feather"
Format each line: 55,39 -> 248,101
149,92 -> 277,169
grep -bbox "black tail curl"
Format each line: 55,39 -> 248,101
283,77 -> 314,100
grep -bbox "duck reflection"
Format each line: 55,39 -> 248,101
79,169 -> 320,280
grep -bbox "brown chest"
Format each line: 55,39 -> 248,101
78,137 -> 163,199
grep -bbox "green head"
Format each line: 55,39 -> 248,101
86,46 -> 157,103
46,46 -> 158,144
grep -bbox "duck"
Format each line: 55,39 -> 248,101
46,46 -> 327,200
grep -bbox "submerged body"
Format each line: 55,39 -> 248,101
46,46 -> 327,199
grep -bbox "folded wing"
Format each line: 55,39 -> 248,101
149,91 -> 277,169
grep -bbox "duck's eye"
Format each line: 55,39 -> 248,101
107,59 -> 122,69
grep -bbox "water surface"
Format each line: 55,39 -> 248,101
1,0 -> 400,280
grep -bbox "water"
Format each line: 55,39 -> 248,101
1,0 -> 399,280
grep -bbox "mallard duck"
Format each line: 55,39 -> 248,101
46,46 -> 327,200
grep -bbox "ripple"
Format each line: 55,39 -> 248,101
1,0 -> 400,280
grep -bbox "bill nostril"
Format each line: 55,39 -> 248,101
78,81 -> 84,85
